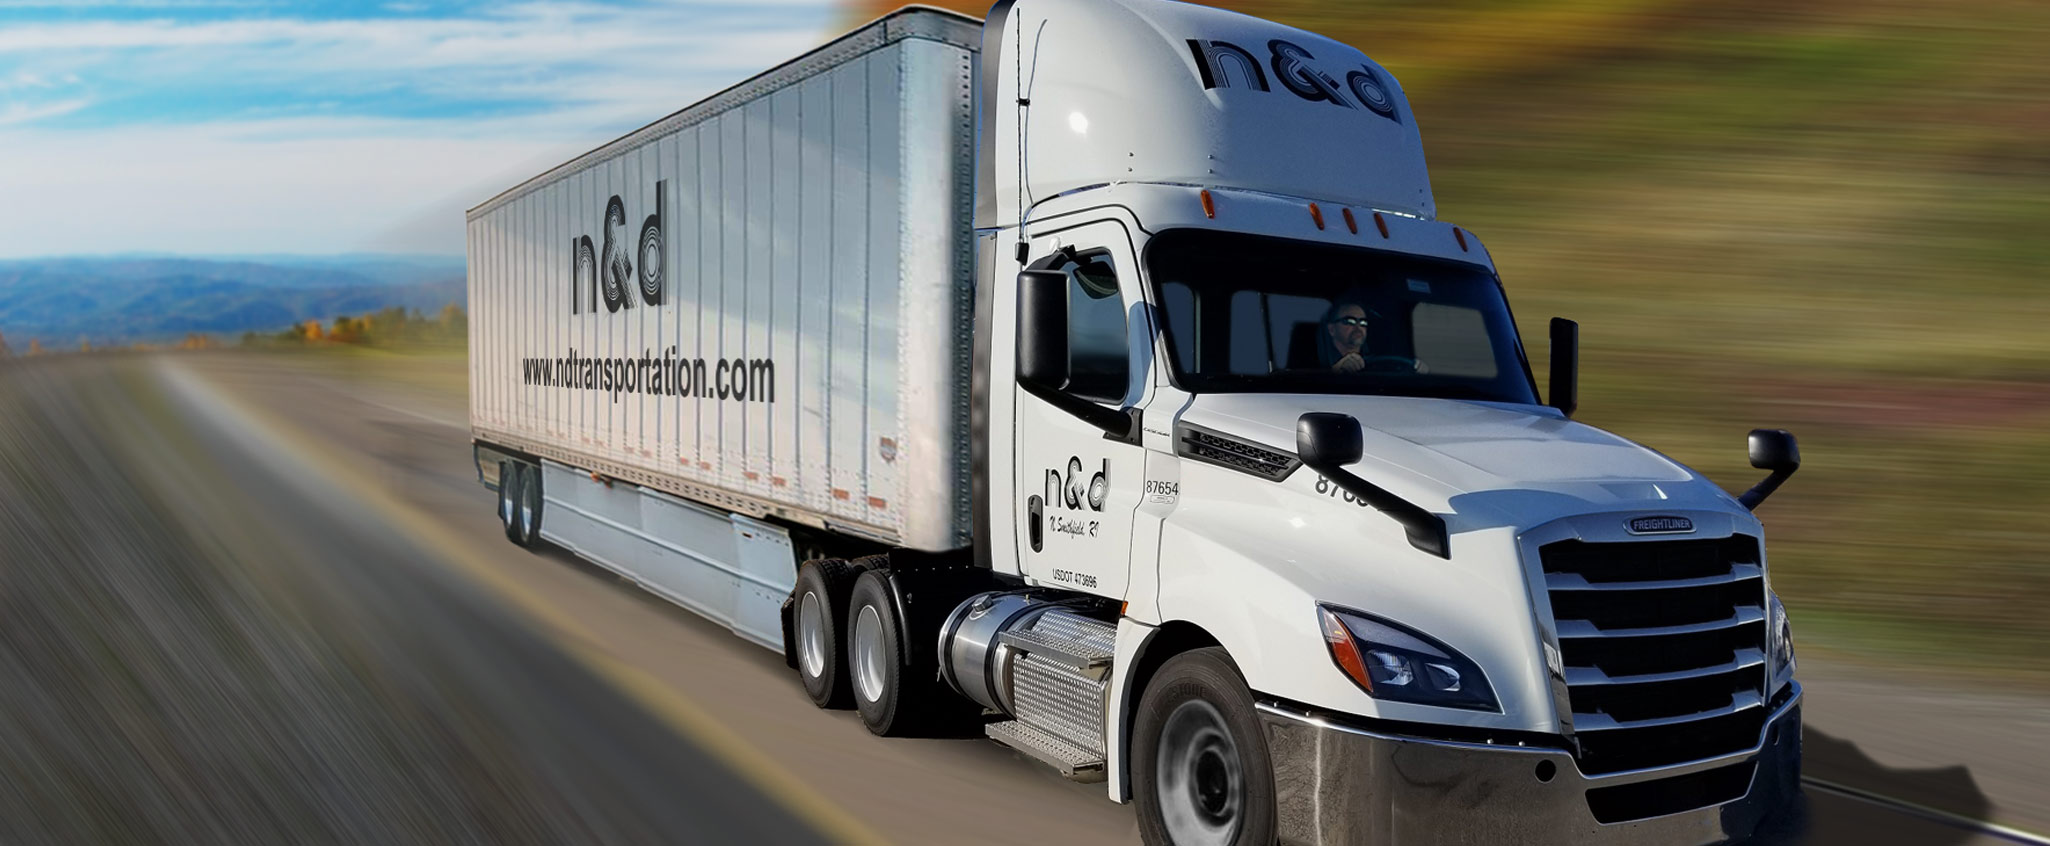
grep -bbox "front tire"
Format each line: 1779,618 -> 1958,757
1133,648 -> 1277,846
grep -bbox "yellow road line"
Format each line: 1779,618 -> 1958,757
157,359 -> 890,846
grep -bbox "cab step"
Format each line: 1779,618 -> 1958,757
986,719 -> 1106,783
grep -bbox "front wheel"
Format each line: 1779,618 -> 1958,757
1133,648 -> 1277,846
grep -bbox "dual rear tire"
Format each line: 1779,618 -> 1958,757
793,558 -> 856,709
792,557 -> 979,737
497,461 -> 543,548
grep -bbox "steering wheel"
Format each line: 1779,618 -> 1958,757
1353,355 -> 1422,373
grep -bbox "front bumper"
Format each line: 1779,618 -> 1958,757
1261,683 -> 1802,846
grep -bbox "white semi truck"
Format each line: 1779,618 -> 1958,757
466,2 -> 1806,843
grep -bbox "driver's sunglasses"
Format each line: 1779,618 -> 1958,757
1329,316 -> 1370,328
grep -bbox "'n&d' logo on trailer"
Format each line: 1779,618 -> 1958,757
572,181 -> 664,314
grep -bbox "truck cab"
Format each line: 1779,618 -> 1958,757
962,1 -> 1802,843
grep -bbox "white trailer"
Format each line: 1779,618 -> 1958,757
469,3 -> 1807,844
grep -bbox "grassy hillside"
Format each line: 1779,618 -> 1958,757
0,257 -> 464,347
852,0 -> 2050,678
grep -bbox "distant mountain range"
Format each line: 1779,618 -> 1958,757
0,255 -> 465,346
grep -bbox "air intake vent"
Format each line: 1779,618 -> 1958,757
1175,423 -> 1301,481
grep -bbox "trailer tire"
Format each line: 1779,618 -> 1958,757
513,463 -> 543,548
499,462 -> 523,545
794,559 -> 856,709
847,570 -> 926,736
1133,647 -> 1277,846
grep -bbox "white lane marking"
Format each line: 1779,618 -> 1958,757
1804,777 -> 2050,846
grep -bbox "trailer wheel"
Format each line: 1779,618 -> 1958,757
499,462 -> 523,545
848,569 -> 924,736
794,559 -> 855,709
1133,648 -> 1276,846
514,463 -> 543,548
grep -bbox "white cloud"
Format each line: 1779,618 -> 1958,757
0,97 -> 90,125
0,116 -> 570,256
0,0 -> 839,258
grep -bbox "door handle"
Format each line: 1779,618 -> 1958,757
1026,495 -> 1044,552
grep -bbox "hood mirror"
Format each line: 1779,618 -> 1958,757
1296,412 -> 1450,559
1295,412 -> 1363,467
1737,429 -> 1800,510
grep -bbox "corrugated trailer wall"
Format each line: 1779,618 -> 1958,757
466,11 -> 980,551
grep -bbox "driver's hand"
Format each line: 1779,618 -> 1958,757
1333,353 -> 1365,373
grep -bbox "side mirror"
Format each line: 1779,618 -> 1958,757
1749,429 -> 1800,472
1295,412 -> 1449,559
1737,429 -> 1800,510
1015,268 -> 1132,440
1016,269 -> 1069,390
1549,317 -> 1578,418
1296,412 -> 1364,468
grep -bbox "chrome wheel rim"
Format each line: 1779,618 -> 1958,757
853,604 -> 887,704
499,470 -> 514,525
519,477 -> 539,537
798,590 -> 826,679
1155,699 -> 1242,846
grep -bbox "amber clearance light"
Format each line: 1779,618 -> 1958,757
1319,606 -> 1374,692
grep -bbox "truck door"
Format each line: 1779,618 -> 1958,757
1012,223 -> 1151,600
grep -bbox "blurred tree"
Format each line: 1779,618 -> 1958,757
329,315 -> 363,344
439,302 -> 466,333
253,303 -> 463,349
27,339 -> 43,355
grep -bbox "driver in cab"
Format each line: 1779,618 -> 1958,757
1319,301 -> 1374,373
1314,299 -> 1426,375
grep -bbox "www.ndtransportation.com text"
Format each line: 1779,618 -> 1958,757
521,347 -> 774,403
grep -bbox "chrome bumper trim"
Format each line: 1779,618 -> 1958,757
1259,682 -> 1803,846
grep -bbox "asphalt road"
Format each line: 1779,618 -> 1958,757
2,352 -> 2042,846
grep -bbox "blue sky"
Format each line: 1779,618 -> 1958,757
0,0 -> 840,258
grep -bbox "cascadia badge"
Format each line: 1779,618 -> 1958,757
1628,515 -> 1695,534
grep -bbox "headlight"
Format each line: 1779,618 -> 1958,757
1318,605 -> 1498,711
1769,593 -> 1796,688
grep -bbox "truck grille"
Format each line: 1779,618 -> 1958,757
1542,535 -> 1768,776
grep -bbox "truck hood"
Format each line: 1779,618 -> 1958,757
1155,394 -> 1756,729
1179,393 -> 1733,518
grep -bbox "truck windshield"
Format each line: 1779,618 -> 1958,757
1147,229 -> 1539,404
